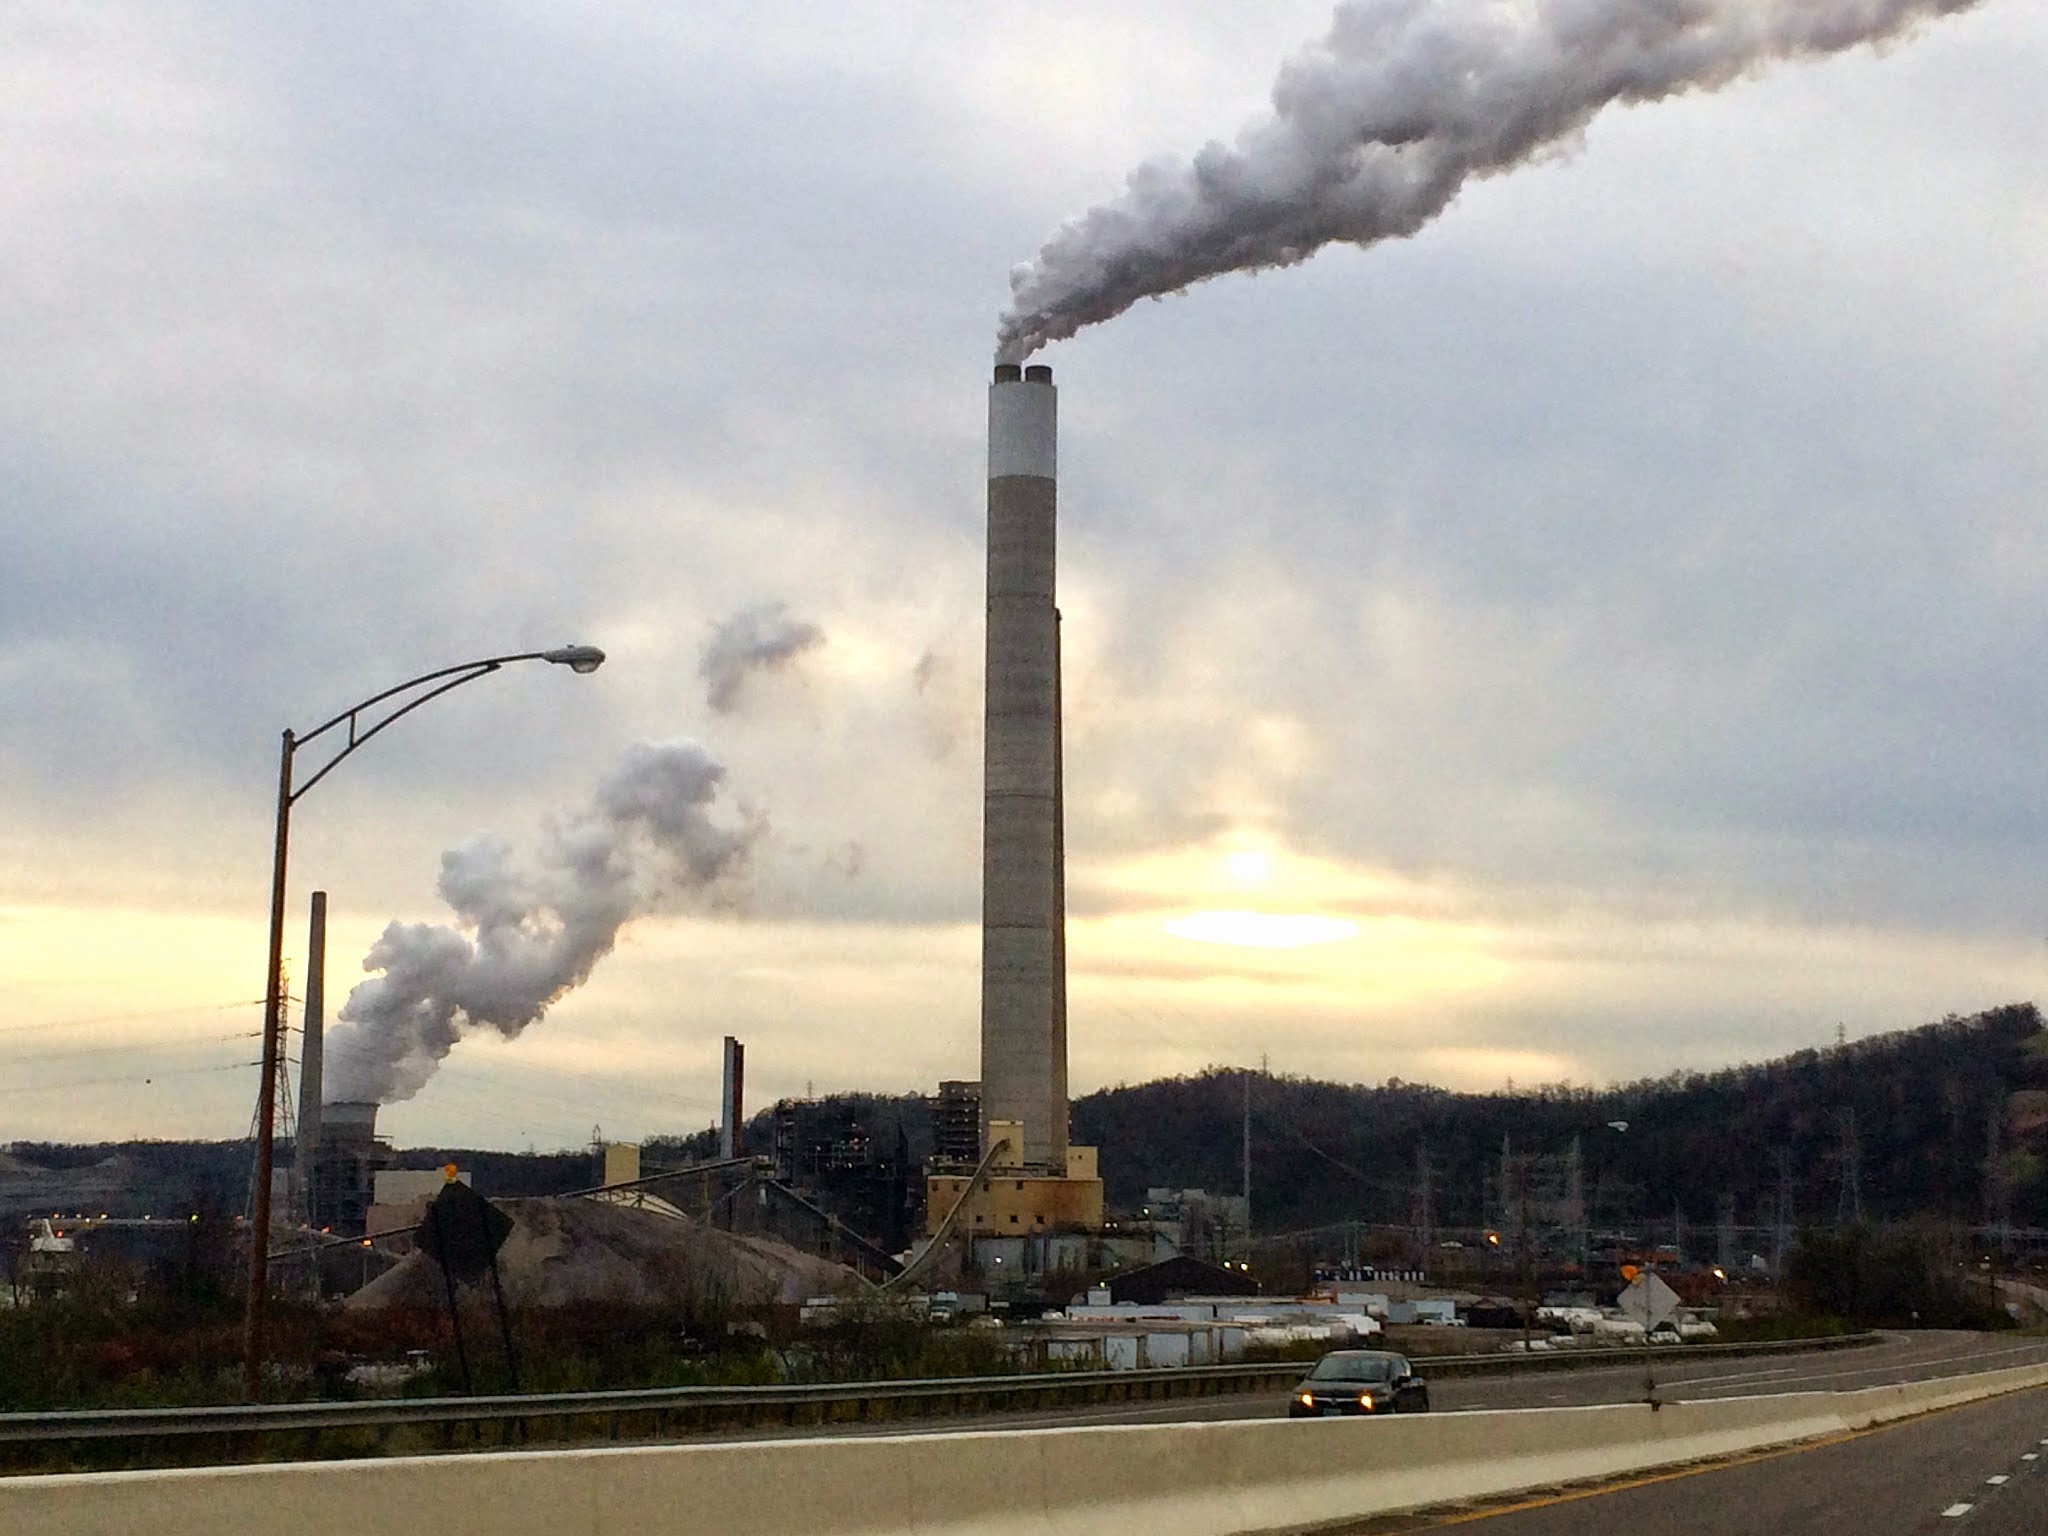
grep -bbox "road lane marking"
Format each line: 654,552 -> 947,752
1377,1386 -> 2048,1529
1986,1475 -> 2009,1485
1672,1341 -> 2048,1397
2023,1453 -> 2038,1461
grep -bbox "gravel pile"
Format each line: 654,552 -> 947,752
346,1195 -> 861,1311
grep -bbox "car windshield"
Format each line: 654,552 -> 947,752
1309,1355 -> 1397,1383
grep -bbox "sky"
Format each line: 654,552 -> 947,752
4,2 -> 2045,1153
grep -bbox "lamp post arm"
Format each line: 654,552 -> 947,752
287,650 -> 577,804
290,661 -> 502,803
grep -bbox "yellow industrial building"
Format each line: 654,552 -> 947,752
925,1120 -> 1103,1237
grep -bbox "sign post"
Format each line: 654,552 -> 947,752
1617,1271 -> 1680,1409
419,1173 -> 518,1394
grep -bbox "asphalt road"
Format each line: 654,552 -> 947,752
710,1330 -> 2048,1442
1426,1330 -> 2048,1414
1339,1381 -> 2048,1534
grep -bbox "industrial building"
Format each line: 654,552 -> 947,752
305,1099 -> 388,1235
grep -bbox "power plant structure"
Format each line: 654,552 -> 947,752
928,362 -> 1102,1240
308,1099 -> 386,1235
290,888 -> 390,1234
981,362 -> 1067,1169
281,369 -> 1109,1260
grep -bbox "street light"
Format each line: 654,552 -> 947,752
241,644 -> 604,1399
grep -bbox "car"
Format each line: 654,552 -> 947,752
1287,1349 -> 1431,1417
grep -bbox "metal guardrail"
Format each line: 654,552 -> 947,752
0,1332 -> 1878,1453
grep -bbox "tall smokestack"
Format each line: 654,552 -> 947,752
719,1035 -> 746,1159
294,890 -> 327,1214
982,361 -> 1068,1168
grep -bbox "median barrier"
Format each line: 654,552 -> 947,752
1843,1359 -> 2048,1428
4,1360 -> 2044,1536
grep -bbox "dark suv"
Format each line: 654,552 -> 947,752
1288,1349 -> 1430,1416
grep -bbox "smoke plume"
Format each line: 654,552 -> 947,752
700,602 -> 826,713
324,739 -> 758,1105
997,0 -> 1982,361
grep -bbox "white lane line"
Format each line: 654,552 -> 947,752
1943,1503 -> 1973,1517
1676,1343 -> 2048,1396
1987,1475 -> 2010,1485
2023,1453 -> 2038,1462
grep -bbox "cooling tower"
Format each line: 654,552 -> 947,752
982,361 -> 1068,1168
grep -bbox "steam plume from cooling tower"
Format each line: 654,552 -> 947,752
700,602 -> 826,713
324,739 -> 758,1105
996,0 -> 1983,362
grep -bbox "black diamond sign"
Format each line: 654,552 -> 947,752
417,1178 -> 513,1284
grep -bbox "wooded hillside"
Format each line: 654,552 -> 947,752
1072,1003 -> 2048,1238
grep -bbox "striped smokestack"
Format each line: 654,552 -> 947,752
982,361 -> 1068,1168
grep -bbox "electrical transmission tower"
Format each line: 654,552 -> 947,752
246,967 -> 295,1224
1409,1144 -> 1435,1268
1985,1109 -> 2014,1253
1772,1147 -> 1794,1281
1833,1107 -> 1864,1227
1566,1137 -> 1587,1272
1499,1135 -> 1514,1235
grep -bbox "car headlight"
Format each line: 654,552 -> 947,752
1297,1391 -> 1314,1406
1358,1392 -> 1376,1411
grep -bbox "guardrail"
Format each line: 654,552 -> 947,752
0,1331 -> 1877,1471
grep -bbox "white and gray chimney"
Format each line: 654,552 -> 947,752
981,362 -> 1068,1168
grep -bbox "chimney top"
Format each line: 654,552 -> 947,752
993,363 -> 1023,383
1024,364 -> 1053,383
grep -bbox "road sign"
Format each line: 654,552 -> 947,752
417,1179 -> 513,1285
1617,1271 -> 1681,1333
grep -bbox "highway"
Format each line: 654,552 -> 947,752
1429,1330 -> 2048,1413
1343,1382 -> 2048,1533
704,1330 -> 2048,1442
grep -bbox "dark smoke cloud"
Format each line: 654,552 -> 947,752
324,739 -> 758,1105
699,602 -> 826,713
997,0 -> 1983,361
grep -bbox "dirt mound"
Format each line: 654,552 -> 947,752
346,1195 -> 861,1311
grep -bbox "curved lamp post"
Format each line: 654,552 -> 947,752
242,644 -> 604,1399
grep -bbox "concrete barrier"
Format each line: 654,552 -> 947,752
5,1364 -> 2044,1536
1842,1359 -> 2048,1428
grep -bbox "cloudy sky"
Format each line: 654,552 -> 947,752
4,1 -> 2044,1152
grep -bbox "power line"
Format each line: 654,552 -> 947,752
0,1059 -> 258,1096
2,1030 -> 259,1064
0,999 -> 265,1038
